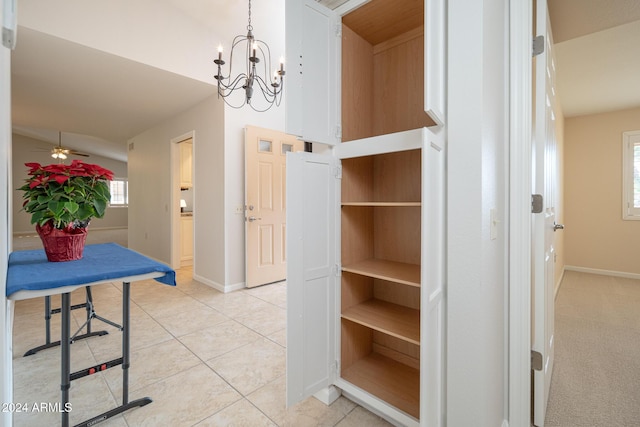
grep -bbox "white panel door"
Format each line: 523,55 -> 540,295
286,152 -> 338,406
245,126 -> 304,288
532,1 -> 558,425
285,0 -> 340,145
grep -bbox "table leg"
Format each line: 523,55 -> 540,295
45,296 -> 52,344
122,282 -> 130,405
61,293 -> 71,427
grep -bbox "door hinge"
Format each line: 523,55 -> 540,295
531,350 -> 543,371
333,359 -> 340,375
335,125 -> 342,139
333,263 -> 342,276
531,194 -> 543,213
334,165 -> 342,179
532,35 -> 545,57
335,23 -> 342,37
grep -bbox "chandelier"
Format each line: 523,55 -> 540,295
214,0 -> 285,111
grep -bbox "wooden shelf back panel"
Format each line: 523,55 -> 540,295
342,299 -> 420,345
342,25 -> 375,143
341,352 -> 420,419
341,319 -> 374,371
342,258 -> 420,287
341,206 -> 374,266
373,150 -> 421,202
373,333 -> 420,368
341,272 -> 374,311
373,278 -> 420,310
374,206 -> 421,265
341,156 -> 374,202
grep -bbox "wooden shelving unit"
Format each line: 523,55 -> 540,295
340,146 -> 422,420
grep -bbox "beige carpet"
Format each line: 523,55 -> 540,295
12,228 -> 128,251
545,270 -> 640,426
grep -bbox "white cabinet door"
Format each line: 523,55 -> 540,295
285,0 -> 340,145
286,151 -> 338,406
424,0 -> 446,126
421,127 -> 446,427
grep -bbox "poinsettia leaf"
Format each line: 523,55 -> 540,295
64,201 -> 79,215
47,201 -> 64,216
93,199 -> 107,217
76,204 -> 94,220
30,210 -> 45,224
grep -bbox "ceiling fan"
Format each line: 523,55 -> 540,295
51,131 -> 90,159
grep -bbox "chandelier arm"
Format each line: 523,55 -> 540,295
218,74 -> 250,95
255,39 -> 274,82
254,75 -> 279,99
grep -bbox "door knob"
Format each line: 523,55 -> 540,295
553,222 -> 564,231
247,216 -> 262,222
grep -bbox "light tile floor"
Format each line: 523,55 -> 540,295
11,265 -> 394,426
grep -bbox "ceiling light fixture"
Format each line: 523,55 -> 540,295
52,132 -> 68,160
214,0 -> 285,111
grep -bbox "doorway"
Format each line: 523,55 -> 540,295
171,132 -> 195,270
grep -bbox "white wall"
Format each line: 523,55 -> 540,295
128,95 -> 225,285
1,0 -> 14,421
11,133 -> 128,233
447,0 -> 508,425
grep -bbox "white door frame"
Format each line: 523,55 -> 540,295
508,0 -> 533,425
170,131 -> 195,270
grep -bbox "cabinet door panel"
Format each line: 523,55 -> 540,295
424,0 -> 446,126
285,0 -> 340,145
421,127 -> 445,427
286,152 -> 338,406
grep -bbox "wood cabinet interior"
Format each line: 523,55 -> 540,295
341,0 -> 435,143
340,147 -> 422,419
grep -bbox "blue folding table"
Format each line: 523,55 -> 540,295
7,243 -> 176,427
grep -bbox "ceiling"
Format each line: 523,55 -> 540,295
548,0 -> 640,117
11,26 -> 216,162
9,1 -> 640,162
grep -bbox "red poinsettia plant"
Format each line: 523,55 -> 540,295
19,160 -> 114,231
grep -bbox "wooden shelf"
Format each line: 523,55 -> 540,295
342,259 -> 420,287
341,202 -> 421,207
342,352 -> 420,419
342,300 -> 420,345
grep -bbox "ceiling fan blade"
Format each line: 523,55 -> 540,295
69,150 -> 90,157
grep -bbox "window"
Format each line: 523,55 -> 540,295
622,131 -> 640,219
109,178 -> 129,207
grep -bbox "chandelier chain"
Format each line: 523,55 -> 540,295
247,0 -> 253,32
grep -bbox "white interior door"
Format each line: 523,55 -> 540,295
245,126 -> 304,288
532,1 -> 558,424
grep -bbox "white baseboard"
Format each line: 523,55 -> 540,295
564,265 -> 640,281
192,273 -> 245,293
